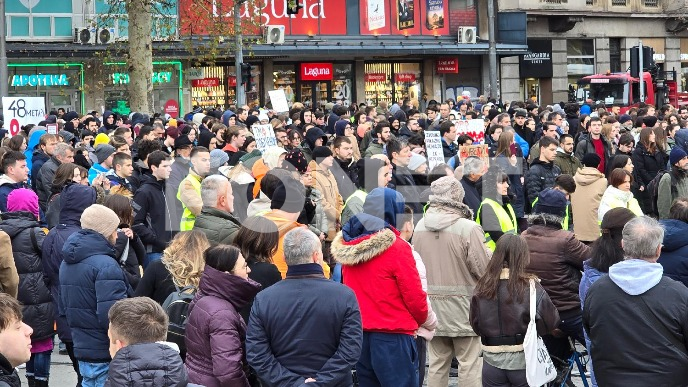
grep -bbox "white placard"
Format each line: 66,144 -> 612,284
367,0 -> 387,30
425,130 -> 445,170
252,124 -> 277,154
604,97 -> 615,105
2,97 -> 46,137
454,119 -> 486,143
268,89 -> 290,113
45,123 -> 58,135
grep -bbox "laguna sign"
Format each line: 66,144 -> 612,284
300,63 -> 333,81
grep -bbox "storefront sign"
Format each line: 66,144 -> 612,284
11,74 -> 69,87
365,73 -> 387,82
395,73 -> 416,83
360,0 -> 449,36
111,72 -> 172,85
2,97 -> 45,137
424,131 -> 444,169
187,67 -> 204,80
519,39 -> 553,79
300,63 -> 334,81
164,99 -> 179,118
436,58 -> 459,74
192,78 -> 221,88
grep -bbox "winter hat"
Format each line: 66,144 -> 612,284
533,188 -> 568,217
93,133 -> 110,148
167,118 -> 178,128
582,153 -> 601,168
579,104 -> 591,116
239,149 -> 262,170
192,113 -> 206,127
59,130 -> 75,144
514,109 -> 528,118
334,120 -> 350,137
80,204 -> 120,240
166,125 -> 181,140
262,146 -> 287,169
618,114 -> 633,125
312,146 -> 333,161
94,144 -> 116,164
429,176 -> 465,207
63,111 -> 79,122
284,149 -> 309,174
670,146 -> 688,166
362,187 -> 405,229
643,115 -> 658,128
245,115 -> 260,129
209,149 -> 230,169
488,108 -> 500,122
407,153 -> 427,172
270,176 -> 305,213
6,188 -> 39,219
258,113 -> 269,123
174,135 -> 193,150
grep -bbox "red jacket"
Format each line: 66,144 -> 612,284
332,217 -> 428,335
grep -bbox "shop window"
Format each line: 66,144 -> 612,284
365,62 -> 422,107
567,39 -> 595,80
273,65 -> 297,107
191,66 -> 226,110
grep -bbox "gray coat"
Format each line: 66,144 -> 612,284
35,156 -> 61,211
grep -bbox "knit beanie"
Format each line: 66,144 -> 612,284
581,153 -> 601,168
643,115 -> 658,128
429,176 -> 465,207
240,149 -> 262,170
407,153 -> 427,172
284,149 -> 309,174
670,147 -> 688,166
80,204 -> 120,240
94,144 -> 116,164
618,114 -> 633,125
270,176 -> 305,213
6,188 -> 39,219
209,149 -> 230,169
533,188 -> 567,217
93,133 -> 110,148
312,146 -> 333,161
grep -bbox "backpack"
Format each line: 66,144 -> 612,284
647,170 -> 676,217
161,284 -> 196,355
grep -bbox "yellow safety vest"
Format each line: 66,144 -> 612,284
476,198 -> 517,252
532,197 -> 570,231
178,174 -> 202,231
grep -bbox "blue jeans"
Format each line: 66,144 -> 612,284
78,361 -> 109,387
144,252 -> 163,269
356,332 -> 418,387
26,350 -> 51,381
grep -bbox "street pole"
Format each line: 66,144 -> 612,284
638,40 -> 645,103
0,0 -> 8,104
487,0 -> 498,101
234,1 -> 245,107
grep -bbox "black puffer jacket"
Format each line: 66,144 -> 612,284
631,142 -> 666,186
104,342 -> 188,387
0,353 -> 20,387
525,159 -> 561,205
132,175 -> 174,253
0,212 -> 53,341
113,227 -> 145,291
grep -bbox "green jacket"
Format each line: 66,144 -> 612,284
554,150 -> 582,177
363,141 -> 384,158
658,169 -> 688,220
193,206 -> 241,245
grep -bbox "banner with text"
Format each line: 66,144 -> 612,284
252,124 -> 278,153
454,119 -> 485,143
424,130 -> 444,169
2,97 -> 46,137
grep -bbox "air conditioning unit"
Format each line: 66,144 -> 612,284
264,25 -> 285,44
458,26 -> 477,44
98,28 -> 116,44
73,27 -> 97,45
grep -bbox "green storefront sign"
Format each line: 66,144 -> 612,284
111,72 -> 173,85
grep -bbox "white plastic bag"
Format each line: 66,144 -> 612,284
524,279 -> 557,386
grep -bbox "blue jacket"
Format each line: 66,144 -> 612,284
26,129 -> 47,175
59,229 -> 133,362
514,132 -> 530,158
42,184 -> 98,341
88,162 -> 109,185
659,219 -> 688,288
246,263 -> 362,387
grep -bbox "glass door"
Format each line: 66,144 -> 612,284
47,92 -> 75,113
524,78 -> 540,105
300,82 -> 314,109
314,81 -> 331,110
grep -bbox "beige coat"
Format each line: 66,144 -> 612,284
313,163 -> 344,241
0,230 -> 18,298
413,206 -> 492,337
571,167 -> 607,242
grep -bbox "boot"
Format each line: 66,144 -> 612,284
34,379 -> 49,387
26,375 -> 35,387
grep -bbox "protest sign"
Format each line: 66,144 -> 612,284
2,97 -> 46,137
424,130 -> 445,169
454,119 -> 485,143
252,124 -> 277,154
458,144 -> 490,167
268,89 -> 290,113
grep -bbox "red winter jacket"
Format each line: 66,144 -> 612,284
332,217 -> 428,335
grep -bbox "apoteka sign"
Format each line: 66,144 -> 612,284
300,63 -> 333,81
11,74 -> 69,87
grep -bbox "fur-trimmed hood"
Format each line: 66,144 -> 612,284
331,213 -> 399,265
527,212 -> 564,229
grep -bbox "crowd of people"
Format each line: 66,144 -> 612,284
0,97 -> 688,387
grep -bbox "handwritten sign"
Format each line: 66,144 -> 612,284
454,119 -> 485,143
268,89 -> 289,113
252,124 -> 277,154
458,144 -> 490,167
424,130 -> 445,170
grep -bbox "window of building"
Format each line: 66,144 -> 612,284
567,39 -> 595,92
610,38 -> 622,73
6,0 -> 72,40
644,0 -> 658,7
611,0 -> 627,5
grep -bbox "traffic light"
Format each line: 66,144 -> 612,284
286,0 -> 303,15
630,46 -> 654,78
240,63 -> 252,90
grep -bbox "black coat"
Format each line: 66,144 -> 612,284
104,342 -> 188,387
461,176 -> 482,219
525,159 -> 561,205
388,163 -> 422,218
0,354 -> 20,387
583,275 -> 688,386
631,142 -> 666,185
0,212 -> 53,341
246,264 -> 362,387
240,261 -> 282,323
134,258 -> 177,305
113,229 -> 145,290
132,175 -> 175,253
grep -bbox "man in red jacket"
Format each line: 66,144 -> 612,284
332,187 -> 428,386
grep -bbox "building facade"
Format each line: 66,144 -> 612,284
499,0 -> 688,105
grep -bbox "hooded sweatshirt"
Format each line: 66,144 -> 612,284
609,259 -> 663,296
571,167 -> 607,242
